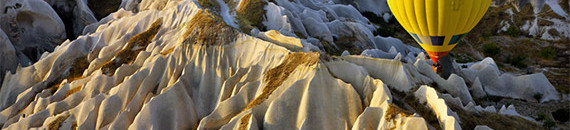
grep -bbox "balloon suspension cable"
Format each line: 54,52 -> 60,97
432,61 -> 442,73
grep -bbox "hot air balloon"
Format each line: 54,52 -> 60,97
387,0 -> 491,72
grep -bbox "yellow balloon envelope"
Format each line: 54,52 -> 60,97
387,0 -> 491,63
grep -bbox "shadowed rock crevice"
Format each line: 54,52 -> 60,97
49,3 -> 76,40
87,0 -> 121,20
45,0 -> 98,40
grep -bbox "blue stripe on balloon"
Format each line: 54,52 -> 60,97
449,33 -> 467,45
430,36 -> 445,46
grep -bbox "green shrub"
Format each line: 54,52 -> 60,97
482,43 -> 501,57
555,85 -> 570,94
552,109 -> 569,122
505,54 -> 528,68
536,113 -> 546,121
505,26 -> 522,37
539,47 -> 556,60
543,119 -> 556,129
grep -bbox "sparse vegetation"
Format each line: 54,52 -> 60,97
539,47 -> 556,60
450,53 -> 477,63
65,87 -> 81,98
543,119 -> 556,129
183,10 -> 237,46
536,113 -> 546,121
555,85 -> 570,94
505,54 -> 528,69
481,42 -> 501,58
47,114 -> 71,130
463,6 -> 508,44
402,96 -> 441,129
238,113 -> 252,130
197,0 -> 221,11
236,0 -> 267,32
389,88 -> 442,129
474,95 -> 504,108
320,40 -> 342,56
547,29 -> 560,38
334,36 -> 363,55
385,104 -> 413,121
67,56 -> 89,82
505,26 -> 522,37
293,31 -> 307,39
447,100 -> 543,130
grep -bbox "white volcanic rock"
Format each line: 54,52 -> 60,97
545,0 -> 569,19
262,0 -> 420,57
352,106 -> 429,130
257,30 -> 303,51
129,81 -> 199,130
354,0 -> 390,16
0,30 -> 18,84
462,58 -> 560,102
302,17 -> 334,42
525,0 -> 547,13
475,125 -> 494,130
82,8 -> 134,35
324,60 -> 391,107
414,85 -> 461,130
360,49 -> 399,60
340,55 -> 431,92
263,68 -> 362,129
0,0 -> 66,65
326,20 -> 375,50
350,74 -> 428,129
263,2 -> 294,36
331,0 -> 391,17
497,0 -> 570,40
469,77 -> 487,99
352,107 -> 386,130
498,105 -> 535,121
464,102 -> 497,113
372,36 -> 421,60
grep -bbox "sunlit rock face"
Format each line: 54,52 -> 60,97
0,0 -> 565,129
